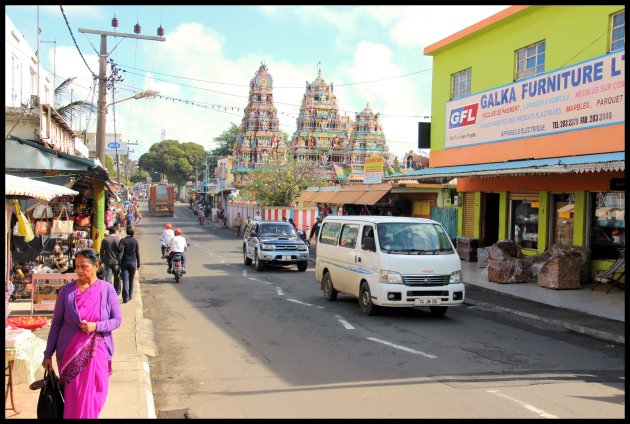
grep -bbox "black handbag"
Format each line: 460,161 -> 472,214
36,369 -> 64,419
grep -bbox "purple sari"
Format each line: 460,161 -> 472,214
59,281 -> 111,418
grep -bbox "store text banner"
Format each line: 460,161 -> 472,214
445,51 -> 624,148
364,156 -> 384,184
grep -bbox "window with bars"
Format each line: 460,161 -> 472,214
610,10 -> 625,52
515,41 -> 545,81
451,68 -> 471,100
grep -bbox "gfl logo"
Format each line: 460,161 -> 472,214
449,104 -> 479,129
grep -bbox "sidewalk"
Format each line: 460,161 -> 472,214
5,271 -> 155,419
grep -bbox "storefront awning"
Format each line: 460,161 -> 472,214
5,174 -> 79,202
354,189 -> 390,205
296,184 -> 391,205
385,152 -> 625,183
295,191 -> 321,203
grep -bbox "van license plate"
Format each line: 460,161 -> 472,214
415,298 -> 441,305
281,255 -> 291,261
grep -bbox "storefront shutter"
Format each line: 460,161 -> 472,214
463,192 -> 475,237
508,192 -> 539,201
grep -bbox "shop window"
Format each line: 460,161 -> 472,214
552,193 -> 575,246
590,192 -> 625,260
511,199 -> 539,250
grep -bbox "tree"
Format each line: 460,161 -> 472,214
247,157 -> 329,206
137,139 -> 207,188
104,155 -> 116,178
130,169 -> 150,184
54,77 -> 97,123
207,123 -> 240,171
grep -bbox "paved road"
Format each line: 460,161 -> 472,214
137,203 -> 625,419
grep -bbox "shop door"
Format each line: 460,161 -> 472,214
463,193 -> 476,238
481,193 -> 500,247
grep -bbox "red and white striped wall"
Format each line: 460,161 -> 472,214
227,205 -> 318,233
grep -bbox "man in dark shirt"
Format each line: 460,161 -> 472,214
118,227 -> 141,303
100,226 -> 121,295
309,216 -> 323,243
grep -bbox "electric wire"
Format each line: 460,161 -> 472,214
59,5 -> 96,78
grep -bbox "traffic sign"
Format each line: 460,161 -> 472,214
107,142 -> 121,149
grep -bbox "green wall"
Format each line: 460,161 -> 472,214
429,5 -> 624,151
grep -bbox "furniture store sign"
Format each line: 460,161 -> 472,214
445,51 -> 624,148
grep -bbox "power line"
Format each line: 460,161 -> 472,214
59,6 -> 96,79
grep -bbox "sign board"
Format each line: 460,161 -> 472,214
364,156 -> 384,184
105,140 -> 128,156
445,51 -> 625,148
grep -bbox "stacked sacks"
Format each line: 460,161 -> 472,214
486,240 -> 533,283
534,244 -> 588,289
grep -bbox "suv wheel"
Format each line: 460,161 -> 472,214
297,261 -> 308,272
243,246 -> 252,265
254,250 -> 265,271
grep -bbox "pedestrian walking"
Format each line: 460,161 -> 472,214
309,216 -> 323,244
99,226 -> 121,295
118,227 -> 141,303
42,248 -> 122,418
234,212 -> 243,237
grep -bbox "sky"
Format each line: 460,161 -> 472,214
5,5 -> 510,161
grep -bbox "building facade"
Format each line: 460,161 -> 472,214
401,6 -> 624,276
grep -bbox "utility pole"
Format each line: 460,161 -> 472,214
78,27 -> 164,252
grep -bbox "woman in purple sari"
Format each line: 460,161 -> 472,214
43,248 -> 122,418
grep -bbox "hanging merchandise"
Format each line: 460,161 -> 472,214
32,204 -> 53,219
14,200 -> 35,242
34,207 -> 52,236
51,207 -> 74,235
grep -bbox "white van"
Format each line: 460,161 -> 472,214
315,216 -> 464,316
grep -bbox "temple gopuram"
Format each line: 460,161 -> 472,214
232,63 -> 287,190
289,69 -> 392,183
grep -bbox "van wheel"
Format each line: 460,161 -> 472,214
359,282 -> 378,316
322,272 -> 337,301
430,306 -> 448,317
243,247 -> 252,265
254,250 -> 265,271
297,261 -> 308,272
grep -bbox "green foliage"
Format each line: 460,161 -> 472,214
137,139 -> 207,188
130,169 -> 150,184
247,157 -> 329,206
104,155 -> 116,178
207,123 -> 240,170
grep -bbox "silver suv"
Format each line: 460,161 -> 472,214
243,220 -> 309,272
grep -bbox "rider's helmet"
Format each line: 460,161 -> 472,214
165,224 -> 172,229
175,228 -> 182,236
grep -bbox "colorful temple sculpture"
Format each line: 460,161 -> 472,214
289,69 -> 392,183
232,63 -> 287,191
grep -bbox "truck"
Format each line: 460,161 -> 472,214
148,184 -> 175,217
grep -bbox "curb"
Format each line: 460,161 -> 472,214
463,298 -> 624,345
135,273 -> 157,418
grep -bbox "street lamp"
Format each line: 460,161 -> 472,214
107,89 -> 159,110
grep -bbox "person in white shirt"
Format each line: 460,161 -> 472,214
253,210 -> 262,220
167,228 -> 188,273
160,224 -> 175,259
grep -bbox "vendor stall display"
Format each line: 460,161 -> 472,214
31,273 -> 78,314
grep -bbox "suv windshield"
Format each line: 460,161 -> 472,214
376,222 -> 454,254
259,223 -> 297,238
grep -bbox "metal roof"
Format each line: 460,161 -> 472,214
385,152 -> 625,183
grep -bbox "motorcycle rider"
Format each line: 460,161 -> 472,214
167,228 -> 188,274
160,223 -> 175,259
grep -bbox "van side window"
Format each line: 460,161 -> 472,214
339,224 -> 359,249
319,222 -> 341,246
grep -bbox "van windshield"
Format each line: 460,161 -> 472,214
376,223 -> 454,254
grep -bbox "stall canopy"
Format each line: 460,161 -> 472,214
296,183 -> 391,205
5,174 -> 79,202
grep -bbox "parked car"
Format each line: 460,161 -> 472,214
315,216 -> 465,316
243,220 -> 309,272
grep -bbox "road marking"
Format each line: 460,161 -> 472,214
366,337 -> 437,359
286,299 -> 313,306
276,287 -> 284,296
248,277 -> 257,281
486,390 -> 558,418
335,314 -> 354,330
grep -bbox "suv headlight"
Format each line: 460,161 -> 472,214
380,270 -> 403,284
449,270 -> 462,284
261,243 -> 275,251
297,245 -> 308,251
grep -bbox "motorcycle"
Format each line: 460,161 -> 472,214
198,211 -> 205,225
171,253 -> 184,283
